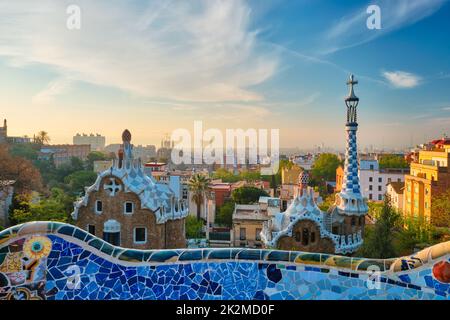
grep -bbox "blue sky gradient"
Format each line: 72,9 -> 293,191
0,0 -> 449,149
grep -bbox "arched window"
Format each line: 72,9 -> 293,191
103,220 -> 121,246
95,200 -> 103,214
302,228 -> 309,246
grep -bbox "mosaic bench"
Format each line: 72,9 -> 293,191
0,221 -> 449,300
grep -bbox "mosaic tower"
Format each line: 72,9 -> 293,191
333,75 -> 368,216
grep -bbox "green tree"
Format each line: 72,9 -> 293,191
395,216 -> 432,255
86,151 -> 109,170
64,170 -> 97,195
9,143 -> 39,160
358,195 -> 402,258
212,168 -> 240,182
431,189 -> 450,228
261,159 -> 292,192
311,153 -> 341,183
215,201 -> 235,227
379,154 -> 408,169
9,195 -> 70,224
231,186 -> 269,204
188,173 -> 211,220
185,216 -> 204,239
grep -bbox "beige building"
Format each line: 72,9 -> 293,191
231,197 -> 280,248
386,182 -> 405,212
73,133 -> 106,151
403,138 -> 450,225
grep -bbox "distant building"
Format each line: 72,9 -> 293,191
105,144 -> 156,162
404,137 -> 450,226
38,144 -> 91,167
0,180 -> 14,227
73,133 -> 106,151
336,159 -> 408,201
0,119 -> 6,144
290,154 -> 315,170
279,164 -> 303,210
157,134 -> 174,161
133,145 -> 156,162
143,162 -> 167,174
359,159 -> 408,202
231,197 -> 279,248
0,119 -> 32,144
386,182 -> 404,212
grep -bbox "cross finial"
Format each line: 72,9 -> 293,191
347,74 -> 358,86
345,74 -> 359,105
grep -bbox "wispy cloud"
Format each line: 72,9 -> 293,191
382,71 -> 422,88
32,78 -> 72,104
321,0 -> 448,54
0,0 -> 278,103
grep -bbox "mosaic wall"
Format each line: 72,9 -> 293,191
0,222 -> 449,300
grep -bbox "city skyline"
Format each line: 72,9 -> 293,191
1,0 -> 450,148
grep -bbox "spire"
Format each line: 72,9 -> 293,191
121,129 -> 133,161
332,74 -> 367,216
345,74 -> 359,124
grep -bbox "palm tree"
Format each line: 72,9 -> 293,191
188,173 -> 211,221
35,131 -> 50,145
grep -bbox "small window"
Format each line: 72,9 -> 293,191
240,228 -> 246,240
134,227 -> 147,244
332,226 -> 339,234
124,202 -> 134,214
378,185 -> 382,191
95,200 -> 103,214
369,185 -> 373,191
302,228 -> 309,246
255,228 -> 262,241
378,194 -> 383,201
310,232 -> 316,243
351,217 -> 356,226
369,194 -> 372,200
87,224 -> 95,235
369,177 -> 373,182
378,177 -> 382,183
294,231 -> 301,242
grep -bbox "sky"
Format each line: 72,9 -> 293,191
0,0 -> 449,150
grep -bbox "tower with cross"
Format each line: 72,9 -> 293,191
331,75 -> 368,217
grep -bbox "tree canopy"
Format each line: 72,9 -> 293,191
231,186 -> 269,204
431,190 -> 450,228
378,154 -> 409,169
215,201 -> 235,227
311,153 -> 341,183
358,195 -> 402,259
0,145 -> 42,194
